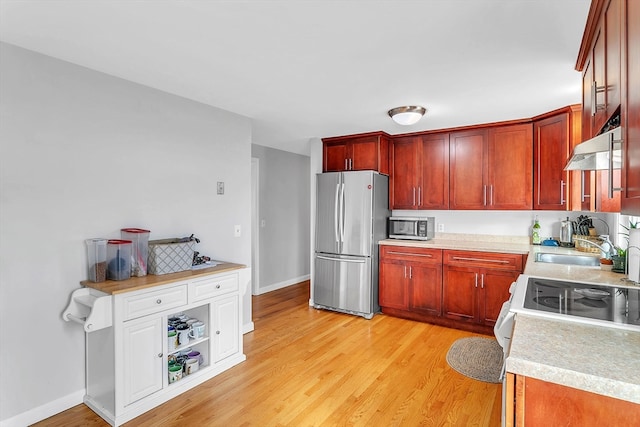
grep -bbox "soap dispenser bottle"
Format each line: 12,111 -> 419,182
532,216 -> 541,245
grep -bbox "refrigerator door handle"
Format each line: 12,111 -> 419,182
334,183 -> 340,244
339,182 -> 345,243
316,255 -> 366,264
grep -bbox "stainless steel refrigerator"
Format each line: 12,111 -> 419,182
313,171 -> 389,319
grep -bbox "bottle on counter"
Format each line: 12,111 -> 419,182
532,216 -> 541,245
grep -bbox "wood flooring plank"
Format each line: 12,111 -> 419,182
33,281 -> 502,427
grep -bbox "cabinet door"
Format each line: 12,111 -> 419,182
420,133 -> 450,209
487,124 -> 533,210
212,295 -> 239,363
379,260 -> 409,310
323,142 -> 348,172
450,129 -> 487,209
442,266 -> 477,322
593,27 -> 607,133
390,136 -> 420,209
534,114 -> 569,210
582,58 -> 594,140
622,0 -> 640,215
515,375 -> 640,426
123,316 -> 163,406
595,169 -> 621,212
350,135 -> 381,172
479,269 -> 517,327
605,0 -> 622,119
410,263 -> 442,316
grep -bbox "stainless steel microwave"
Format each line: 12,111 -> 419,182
388,217 -> 435,241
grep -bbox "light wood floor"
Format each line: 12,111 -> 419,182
35,281 -> 502,426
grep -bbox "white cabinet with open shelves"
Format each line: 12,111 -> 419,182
67,264 -> 248,427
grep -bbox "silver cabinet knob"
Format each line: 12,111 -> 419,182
216,330 -> 221,335
156,299 -> 162,304
157,353 -> 163,358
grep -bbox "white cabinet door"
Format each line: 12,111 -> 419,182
123,316 -> 163,406
212,295 -> 239,363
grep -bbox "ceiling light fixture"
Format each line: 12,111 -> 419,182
388,106 -> 427,125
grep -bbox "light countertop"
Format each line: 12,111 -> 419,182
380,234 -> 640,403
81,262 -> 246,295
507,314 -> 640,403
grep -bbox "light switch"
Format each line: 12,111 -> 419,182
234,225 -> 241,237
217,182 -> 224,195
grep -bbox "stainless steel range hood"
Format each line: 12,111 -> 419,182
564,127 -> 622,171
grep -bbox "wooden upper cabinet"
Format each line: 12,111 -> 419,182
322,132 -> 389,174
421,133 -> 450,210
389,133 -> 449,210
450,124 -> 532,210
487,123 -> 533,210
449,129 -> 487,209
621,0 -> 640,215
583,0 -> 622,137
533,110 -> 572,210
592,27 -> 607,133
605,0 -> 622,120
389,136 -> 420,209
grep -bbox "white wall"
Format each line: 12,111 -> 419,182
251,145 -> 310,293
0,43 -> 252,425
393,210 -> 618,244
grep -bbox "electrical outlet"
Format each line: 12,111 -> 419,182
234,225 -> 241,237
437,223 -> 445,232
217,182 -> 224,195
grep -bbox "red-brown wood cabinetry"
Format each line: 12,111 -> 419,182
389,133 -> 449,210
507,374 -> 640,427
450,124 -> 532,210
575,0 -> 640,214
379,246 -> 442,317
621,0 -> 640,214
442,250 -> 523,328
534,106 -> 581,211
322,132 -> 389,174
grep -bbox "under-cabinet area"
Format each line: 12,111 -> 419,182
379,242 -> 526,335
64,264 -> 248,427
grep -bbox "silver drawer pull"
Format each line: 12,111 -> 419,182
451,256 -> 510,264
157,353 -> 163,358
156,299 -> 162,304
387,251 -> 433,258
216,330 -> 221,335
216,284 -> 221,289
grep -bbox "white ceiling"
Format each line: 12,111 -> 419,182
0,0 -> 591,155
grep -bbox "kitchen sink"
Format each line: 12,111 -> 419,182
534,252 -> 600,267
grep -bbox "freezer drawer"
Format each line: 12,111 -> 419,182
313,253 -> 374,319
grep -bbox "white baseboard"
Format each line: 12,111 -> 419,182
0,389 -> 84,427
254,274 -> 309,295
242,321 -> 255,334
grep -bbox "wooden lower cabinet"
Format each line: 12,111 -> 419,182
379,246 -> 442,317
379,246 -> 523,334
442,266 -> 516,327
506,373 -> 640,426
442,250 -> 523,329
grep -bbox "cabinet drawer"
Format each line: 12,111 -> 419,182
380,245 -> 442,264
443,250 -> 523,271
123,285 -> 188,320
189,273 -> 238,303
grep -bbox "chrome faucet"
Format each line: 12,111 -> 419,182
573,235 -> 617,259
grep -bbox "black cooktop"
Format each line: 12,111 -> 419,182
523,277 -> 640,328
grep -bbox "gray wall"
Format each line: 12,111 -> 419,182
251,144 -> 310,293
0,43 -> 252,425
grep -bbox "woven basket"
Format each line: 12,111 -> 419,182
574,235 -> 601,253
